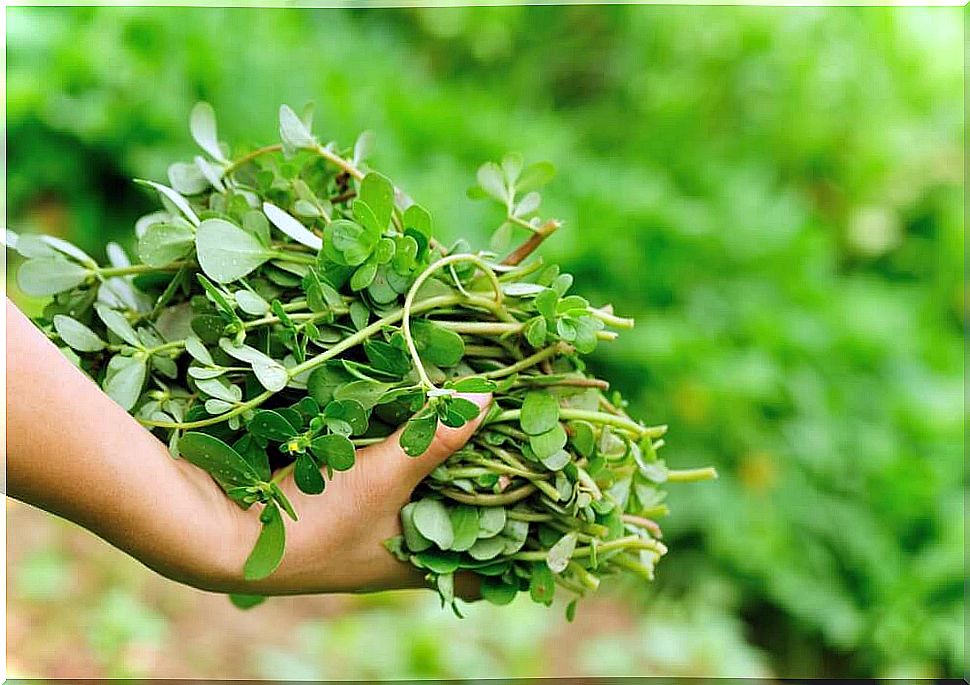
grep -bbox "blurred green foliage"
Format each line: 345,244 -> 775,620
6,5 -> 963,679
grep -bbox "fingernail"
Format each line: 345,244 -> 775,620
457,392 -> 492,411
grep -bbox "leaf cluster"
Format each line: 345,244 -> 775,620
7,102 -> 711,614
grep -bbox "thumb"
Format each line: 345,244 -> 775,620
358,392 -> 492,491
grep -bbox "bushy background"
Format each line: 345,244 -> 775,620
5,5 -> 964,679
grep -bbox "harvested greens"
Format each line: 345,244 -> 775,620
7,103 -> 716,616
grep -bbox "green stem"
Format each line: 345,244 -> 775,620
270,251 -> 317,266
439,483 -> 536,506
567,560 -> 601,590
666,466 -> 718,482
589,307 -> 634,329
608,553 -> 656,581
223,144 -> 284,175
401,254 -> 506,389
481,342 -> 569,380
488,407 -> 665,438
512,535 -> 666,562
288,293 -> 502,379
138,390 -> 273,430
97,262 -> 189,278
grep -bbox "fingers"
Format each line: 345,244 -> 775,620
357,392 -> 492,491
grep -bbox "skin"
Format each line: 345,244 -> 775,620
6,297 -> 490,596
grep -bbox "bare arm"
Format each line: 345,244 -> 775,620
6,298 -> 489,594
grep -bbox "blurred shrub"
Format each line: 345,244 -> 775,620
6,5 -> 963,677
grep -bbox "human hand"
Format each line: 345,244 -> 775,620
216,393 -> 493,596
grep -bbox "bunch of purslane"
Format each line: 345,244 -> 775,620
7,103 -> 715,616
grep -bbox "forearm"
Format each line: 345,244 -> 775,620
5,298 -> 244,588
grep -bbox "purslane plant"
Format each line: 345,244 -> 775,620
6,102 -> 716,616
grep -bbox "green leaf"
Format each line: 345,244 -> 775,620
350,261 -> 378,291
359,172 -> 395,229
190,102 -> 228,163
412,498 -> 454,549
307,365 -> 351,406
94,304 -> 142,348
400,412 -> 437,457
252,358 -> 289,392
135,179 -> 200,227
516,161 -> 556,193
565,598 -> 578,622
524,316 -> 547,348
103,355 -> 147,410
529,562 -> 556,606
228,593 -> 265,610
196,218 -> 272,283
278,104 -> 316,149
448,505 -> 480,552
42,235 -> 96,265
569,421 -> 596,458
539,448 -> 570,471
364,339 -> 412,376
446,377 -> 497,393
413,550 -> 461,574
234,290 -> 270,316
480,577 -> 518,605
520,392 -> 560,435
477,506 -> 507,539
168,161 -> 208,195
17,258 -> 89,296
403,203 -> 432,240
534,288 -> 559,321
52,315 -> 105,352
263,201 -> 323,250
310,433 -> 356,471
324,399 -> 368,435
530,424 -> 568,460
243,502 -> 286,581
476,162 -> 510,204
450,397 -> 483,422
7,231 -> 56,258
249,410 -> 297,442
195,377 -> 242,404
546,531 -> 578,573
219,339 -> 289,391
334,379 -> 393,410
400,502 -> 433,553
137,222 -> 195,267
270,482 -> 299,522
178,432 -> 260,492
468,536 -> 505,561
184,336 -> 214,365
323,219 -> 377,267
411,319 -> 465,367
294,453 -> 325,494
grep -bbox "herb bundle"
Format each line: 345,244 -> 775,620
7,103 -> 715,615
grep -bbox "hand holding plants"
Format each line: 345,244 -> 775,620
7,296 -> 490,596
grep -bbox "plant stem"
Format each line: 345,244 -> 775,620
481,342 -> 569,379
666,466 -> 718,482
588,307 -> 635,329
223,144 -> 284,175
621,514 -> 663,538
138,390 -> 273,430
439,483 -> 536,506
289,293 -> 503,379
489,407 -> 666,438
501,218 -> 561,266
512,535 -> 667,562
401,254 -> 506,389
313,143 -> 364,181
97,262 -> 189,278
